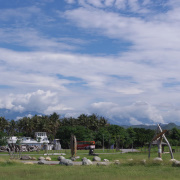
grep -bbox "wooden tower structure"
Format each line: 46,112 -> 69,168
148,124 -> 174,159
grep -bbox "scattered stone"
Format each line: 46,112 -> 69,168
82,157 -> 87,161
45,156 -> 51,161
24,162 -> 34,165
170,159 -> 176,163
0,146 -> 8,152
97,162 -> 108,166
31,157 -> 37,160
114,160 -> 120,165
38,160 -> 46,165
20,155 -> 31,160
153,157 -> 163,162
103,159 -> 109,162
172,160 -> 180,167
38,157 -> 45,160
128,159 -> 133,161
70,156 -> 80,161
140,159 -> 146,165
71,157 -> 76,161
93,156 -> 101,161
57,156 -> 65,161
82,158 -> 93,165
59,159 -> 73,166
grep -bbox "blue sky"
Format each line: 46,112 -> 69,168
1,0 -> 180,125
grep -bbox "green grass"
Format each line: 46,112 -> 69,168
1,150 -> 180,180
0,160 -> 180,180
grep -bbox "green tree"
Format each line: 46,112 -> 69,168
56,126 -> 94,148
0,131 -> 7,146
0,117 -> 9,132
127,127 -> 136,149
7,120 -> 17,136
168,128 -> 180,146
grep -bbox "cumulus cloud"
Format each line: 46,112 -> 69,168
90,101 -> 165,125
0,90 -> 73,114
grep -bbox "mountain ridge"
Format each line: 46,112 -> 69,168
121,122 -> 180,130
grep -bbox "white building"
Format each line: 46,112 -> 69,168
7,132 -> 49,146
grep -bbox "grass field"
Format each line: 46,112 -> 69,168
1,149 -> 180,180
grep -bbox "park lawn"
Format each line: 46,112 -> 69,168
1,151 -> 180,180
0,160 -> 180,180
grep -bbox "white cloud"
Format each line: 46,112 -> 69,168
63,6 -> 180,53
0,28 -> 77,51
45,104 -> 73,114
1,0 -> 180,125
129,117 -> 142,125
0,6 -> 41,21
86,0 -> 104,8
104,0 -> 114,7
65,0 -> 76,4
90,101 -> 165,125
114,88 -> 144,95
15,114 -> 37,121
115,0 -> 126,9
0,90 -> 73,114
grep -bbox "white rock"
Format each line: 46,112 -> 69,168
128,159 -> 133,161
169,159 -> 176,162
153,157 -> 163,162
103,159 -> 109,162
114,160 -> 120,165
38,160 -> 46,164
59,159 -> 73,166
45,156 -> 51,161
173,160 -> 180,166
82,159 -> 93,165
141,159 -> 146,164
58,156 -> 65,161
82,157 -> 87,161
38,157 -> 45,160
93,156 -> 101,161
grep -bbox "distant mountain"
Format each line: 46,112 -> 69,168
0,108 -> 43,120
0,108 -> 180,130
122,123 -> 180,130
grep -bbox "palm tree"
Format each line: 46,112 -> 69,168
88,114 -> 99,131
7,120 -> 17,136
0,117 -> 9,132
49,112 -> 60,139
77,114 -> 88,127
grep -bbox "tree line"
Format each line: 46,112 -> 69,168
0,113 -> 180,148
